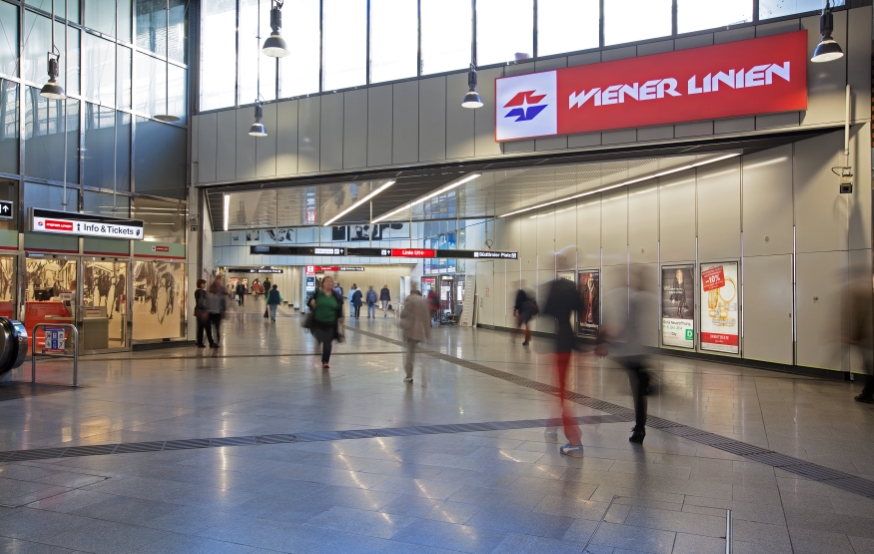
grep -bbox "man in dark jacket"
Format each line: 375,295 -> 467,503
351,287 -> 363,318
380,284 -> 391,317
542,254 -> 584,458
513,283 -> 537,346
235,282 -> 245,306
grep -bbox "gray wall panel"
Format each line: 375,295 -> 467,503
714,26 -> 755,44
367,85 -> 393,166
602,129 -> 636,145
577,198 -> 601,269
568,133 -> 601,148
276,100 -> 299,175
743,254 -> 794,364
445,72 -> 475,159
697,158 -> 741,261
637,40 -> 673,56
659,171 -> 696,263
474,68 -> 502,158
846,7 -> 872,126
602,46 -> 635,61
567,52 -> 600,66
534,57 -> 567,71
601,263 -> 628,328
215,110 -> 236,182
504,140 -> 534,153
675,33 -> 713,50
601,190 -> 628,266
794,131 -> 847,253
632,262 -> 659,347
714,117 -> 755,135
849,123 -> 872,250
756,112 -> 799,130
674,121 -> 713,138
742,144 -> 793,256
236,108 -> 256,180
628,184 -> 658,264
255,103 -> 278,177
343,89 -> 368,169
554,205 -> 576,254
197,113 -> 217,183
418,77 -> 446,163
756,19 -> 800,37
801,12 -> 847,126
535,136 -> 567,151
298,97 -> 320,174
519,214 -> 537,273
637,125 -> 673,142
796,251 -> 844,370
848,248 -> 873,373
320,93 -> 344,172
392,80 -> 419,164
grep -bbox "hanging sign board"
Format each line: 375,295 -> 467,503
0,200 -> 13,220
495,31 -> 808,141
29,208 -> 144,240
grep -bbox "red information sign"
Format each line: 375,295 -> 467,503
391,249 -> 436,258
495,31 -> 808,141
701,332 -> 740,347
701,266 -> 726,292
44,219 -> 74,232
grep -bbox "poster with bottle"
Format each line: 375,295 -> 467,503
577,270 -> 599,337
699,262 -> 739,354
661,265 -> 695,349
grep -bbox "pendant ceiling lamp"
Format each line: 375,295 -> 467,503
811,0 -> 843,63
154,0 -> 180,121
39,0 -> 65,99
461,0 -> 481,109
249,0 -> 267,137
262,0 -> 290,57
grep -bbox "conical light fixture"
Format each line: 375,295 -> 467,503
462,64 -> 483,109
249,103 -> 267,137
262,0 -> 290,57
154,0 -> 180,121
812,0 -> 843,63
40,0 -> 65,99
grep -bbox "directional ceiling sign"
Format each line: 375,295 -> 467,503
0,201 -> 13,220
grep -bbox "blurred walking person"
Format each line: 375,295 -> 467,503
208,276 -> 227,348
542,253 -> 584,457
845,269 -> 874,403
400,283 -> 430,383
366,286 -> 378,319
194,279 -> 216,348
513,283 -> 537,346
235,281 -> 245,306
380,284 -> 391,317
308,276 -> 344,369
351,286 -> 363,319
266,284 -> 282,322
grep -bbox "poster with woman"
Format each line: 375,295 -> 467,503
699,261 -> 739,354
578,270 -> 599,336
661,266 -> 695,348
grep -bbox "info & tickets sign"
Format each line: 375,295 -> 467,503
700,262 -> 739,354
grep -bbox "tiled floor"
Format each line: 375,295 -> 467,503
1,299 -> 873,553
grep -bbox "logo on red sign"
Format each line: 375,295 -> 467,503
391,249 -> 436,258
44,219 -> 74,232
495,31 -> 808,141
151,245 -> 170,253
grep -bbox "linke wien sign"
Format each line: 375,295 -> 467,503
495,31 -> 808,141
30,208 -> 144,240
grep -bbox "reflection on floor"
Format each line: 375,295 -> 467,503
0,301 -> 873,553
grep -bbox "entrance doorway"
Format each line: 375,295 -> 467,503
82,259 -> 129,351
24,255 -> 78,351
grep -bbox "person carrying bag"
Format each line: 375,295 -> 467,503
308,276 -> 344,369
266,285 -> 282,322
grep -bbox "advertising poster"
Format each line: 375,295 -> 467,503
578,270 -> 599,337
700,262 -> 739,354
661,266 -> 695,349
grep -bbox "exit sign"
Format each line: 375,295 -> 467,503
0,200 -> 13,219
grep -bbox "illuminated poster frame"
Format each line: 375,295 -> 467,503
577,269 -> 599,337
699,261 -> 740,354
661,265 -> 695,349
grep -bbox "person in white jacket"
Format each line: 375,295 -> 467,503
400,284 -> 431,383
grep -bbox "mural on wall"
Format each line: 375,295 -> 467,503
332,223 -> 410,241
661,266 -> 695,349
25,259 -> 76,301
133,260 -> 185,340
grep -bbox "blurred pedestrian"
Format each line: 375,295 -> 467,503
400,283 -> 430,383
366,286 -> 378,319
513,282 -> 537,346
266,284 -> 282,322
235,281 -> 245,306
427,288 -> 440,323
542,254 -> 584,457
308,276 -> 345,369
194,279 -> 216,348
208,276 -> 227,348
845,269 -> 874,403
380,284 -> 391,317
351,286 -> 363,319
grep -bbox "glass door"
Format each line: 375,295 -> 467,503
24,255 -> 78,351
82,258 -> 129,351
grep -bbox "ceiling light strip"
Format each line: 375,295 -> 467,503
499,153 -> 741,218
372,173 -> 482,224
223,193 -> 230,231
322,180 -> 397,226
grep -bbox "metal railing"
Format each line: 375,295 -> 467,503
31,323 -> 79,387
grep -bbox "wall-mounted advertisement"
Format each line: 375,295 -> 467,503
661,265 -> 695,349
700,262 -> 739,354
578,270 -> 599,337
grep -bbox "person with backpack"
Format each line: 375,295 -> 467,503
194,279 -> 216,348
366,286 -> 378,319
266,285 -> 282,322
380,284 -> 391,317
351,286 -> 363,319
308,276 -> 344,369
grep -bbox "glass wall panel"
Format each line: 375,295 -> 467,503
0,2 -> 17,78
239,0 -> 276,103
167,64 -> 186,123
24,257 -> 77,343
82,32 -> 115,105
322,0 -> 366,90
761,0 -> 842,19
134,117 -> 185,198
26,0 -> 79,24
679,0 -> 752,33
24,13 -> 79,94
134,52 -> 165,116
85,0 -> 118,36
538,0 -> 599,56
476,0 -> 533,65
604,0 -> 672,46
168,0 -> 186,63
119,0 -> 133,42
0,81 -> 17,175
117,112 -> 131,190
84,105 -> 130,191
136,0 -> 167,55
82,258 -> 128,348
24,182 -> 77,211
24,89 -> 79,183
83,190 -> 130,217
133,259 -> 184,339
278,0 -> 319,98
421,0 -> 471,75
67,26 -> 81,95
117,45 -> 132,109
132,196 -> 185,242
200,0 -> 236,110
370,0 -> 417,84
